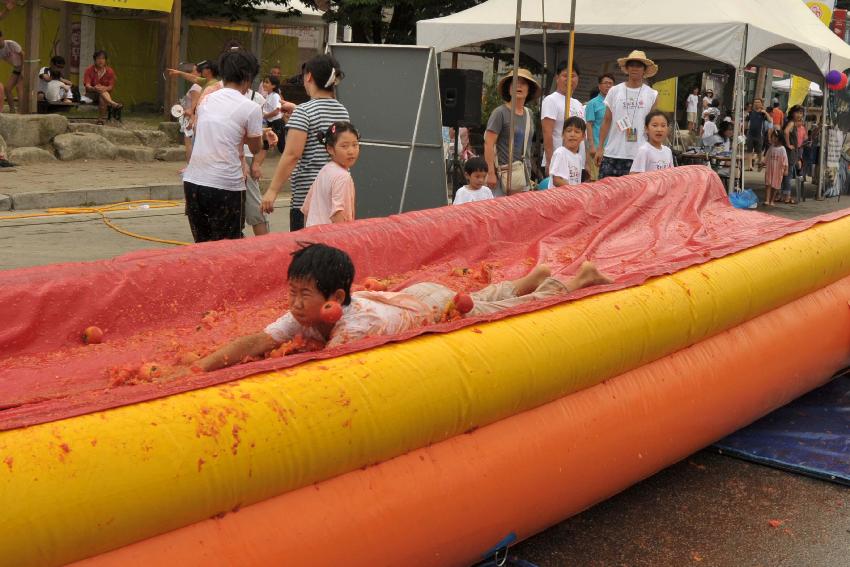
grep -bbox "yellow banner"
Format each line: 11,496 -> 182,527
62,0 -> 174,12
653,77 -> 678,114
789,1 -> 834,109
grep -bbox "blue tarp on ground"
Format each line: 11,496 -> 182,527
714,373 -> 850,485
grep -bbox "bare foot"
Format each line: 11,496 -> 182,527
513,264 -> 552,296
575,261 -> 614,289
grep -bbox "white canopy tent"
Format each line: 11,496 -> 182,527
417,0 -> 850,195
417,0 -> 850,82
772,78 -> 824,97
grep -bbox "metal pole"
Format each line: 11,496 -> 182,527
729,24 -> 748,194
398,48 -> 433,214
541,0 -> 548,93
564,0 -> 576,117
505,0 -> 522,196
817,55 -> 830,201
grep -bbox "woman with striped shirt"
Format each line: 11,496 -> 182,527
262,54 -> 350,231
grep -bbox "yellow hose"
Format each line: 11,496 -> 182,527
0,200 -> 191,246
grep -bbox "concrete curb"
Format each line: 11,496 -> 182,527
1,181 -> 277,211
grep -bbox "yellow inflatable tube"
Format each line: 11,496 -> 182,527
3,216 -> 850,567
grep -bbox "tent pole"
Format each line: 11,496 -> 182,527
817,55 -> 830,201
541,0 -> 548,93
506,0 -> 522,196
729,24 -> 748,194
398,48 -> 433,214
564,0 -> 576,117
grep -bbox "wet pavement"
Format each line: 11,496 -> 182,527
512,450 -> 850,566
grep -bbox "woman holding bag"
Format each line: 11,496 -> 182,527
484,68 -> 541,196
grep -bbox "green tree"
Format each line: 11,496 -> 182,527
182,0 -> 300,22
302,0 -> 485,44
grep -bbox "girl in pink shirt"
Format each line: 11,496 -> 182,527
301,122 -> 359,227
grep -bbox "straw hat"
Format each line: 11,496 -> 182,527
498,68 -> 541,102
616,50 -> 658,79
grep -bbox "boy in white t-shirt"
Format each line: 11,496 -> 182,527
630,111 -> 675,174
550,116 -> 587,187
686,86 -> 700,132
541,61 -> 585,172
453,157 -> 494,204
192,243 -> 613,372
595,50 -> 659,179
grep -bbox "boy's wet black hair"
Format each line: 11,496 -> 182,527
51,55 -> 66,66
218,49 -> 259,85
644,110 -> 670,128
562,116 -> 587,133
464,156 -> 488,175
288,243 -> 355,306
317,121 -> 360,147
93,50 -> 108,61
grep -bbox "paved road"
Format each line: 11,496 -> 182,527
2,196 -> 849,567
0,200 -> 290,270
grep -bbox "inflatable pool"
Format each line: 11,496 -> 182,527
2,167 -> 849,566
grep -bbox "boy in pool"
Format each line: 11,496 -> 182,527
196,243 -> 612,372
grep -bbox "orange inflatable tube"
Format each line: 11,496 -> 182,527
75,274 -> 850,567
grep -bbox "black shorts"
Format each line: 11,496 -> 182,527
746,134 -> 764,154
599,157 -> 634,179
289,208 -> 305,232
184,181 -> 246,242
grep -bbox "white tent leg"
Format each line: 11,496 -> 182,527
729,25 -> 748,194
398,48 -> 433,214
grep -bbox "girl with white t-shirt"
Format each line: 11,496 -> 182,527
630,111 -> 674,174
301,122 -> 359,227
261,75 -> 286,153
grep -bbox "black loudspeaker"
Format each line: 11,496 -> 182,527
439,68 -> 483,127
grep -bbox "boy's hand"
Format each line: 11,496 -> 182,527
594,149 -> 603,166
261,191 -> 277,213
251,162 -> 262,181
264,128 -> 279,147
486,171 -> 497,189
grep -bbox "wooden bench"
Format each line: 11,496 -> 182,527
37,100 -> 79,114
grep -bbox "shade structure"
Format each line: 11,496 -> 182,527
416,0 -> 850,82
772,78 -> 824,97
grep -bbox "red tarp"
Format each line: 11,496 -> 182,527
2,167 -> 847,431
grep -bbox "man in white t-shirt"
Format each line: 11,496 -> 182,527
686,86 -> 700,132
183,49 -> 268,242
595,50 -> 659,179
541,61 -> 585,173
0,30 -> 24,112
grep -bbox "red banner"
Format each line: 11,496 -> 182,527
833,8 -> 847,40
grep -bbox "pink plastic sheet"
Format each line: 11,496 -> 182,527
1,167 -> 847,431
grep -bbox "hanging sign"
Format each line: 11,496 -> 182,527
62,0 -> 174,13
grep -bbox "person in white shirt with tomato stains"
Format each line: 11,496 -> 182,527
594,50 -> 659,179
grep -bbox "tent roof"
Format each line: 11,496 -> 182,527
417,0 -> 850,83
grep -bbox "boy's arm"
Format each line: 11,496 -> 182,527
197,332 -> 278,372
552,175 -> 568,187
541,118 -> 555,174
595,107 -> 613,165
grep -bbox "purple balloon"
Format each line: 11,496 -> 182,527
827,70 -> 843,85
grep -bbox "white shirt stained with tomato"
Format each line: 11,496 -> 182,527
301,161 -> 356,227
264,291 -> 436,348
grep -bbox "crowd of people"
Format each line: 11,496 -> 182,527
1,29 -> 124,121
175,44 -> 352,242
453,49 -> 668,205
